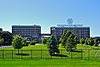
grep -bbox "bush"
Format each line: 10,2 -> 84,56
30,40 -> 36,45
22,38 -> 30,46
80,38 -> 85,44
42,38 -> 47,45
95,38 -> 100,46
88,37 -> 94,46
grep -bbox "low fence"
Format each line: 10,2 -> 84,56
0,49 -> 100,60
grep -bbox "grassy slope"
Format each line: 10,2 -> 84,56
0,44 -> 100,67
0,44 -> 100,59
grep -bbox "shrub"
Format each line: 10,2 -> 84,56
30,40 -> 36,45
80,38 -> 85,44
88,37 -> 94,46
42,38 -> 47,45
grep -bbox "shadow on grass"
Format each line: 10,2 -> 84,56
70,50 -> 83,53
53,54 -> 68,57
16,53 -> 29,56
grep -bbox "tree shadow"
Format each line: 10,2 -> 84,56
16,53 -> 29,56
53,54 -> 68,57
71,50 -> 83,53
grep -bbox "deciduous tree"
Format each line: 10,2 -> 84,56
12,35 -> 23,53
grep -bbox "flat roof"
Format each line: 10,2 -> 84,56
51,26 -> 90,28
12,25 -> 41,28
12,25 -> 41,26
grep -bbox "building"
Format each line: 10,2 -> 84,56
41,33 -> 51,39
12,25 -> 41,42
51,26 -> 90,40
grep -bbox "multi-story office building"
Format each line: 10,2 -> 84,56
12,25 -> 41,42
51,26 -> 90,40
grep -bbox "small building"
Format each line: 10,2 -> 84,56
41,33 -> 51,39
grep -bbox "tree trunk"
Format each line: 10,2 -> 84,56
18,49 -> 19,54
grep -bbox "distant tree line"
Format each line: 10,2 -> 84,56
0,31 -> 12,46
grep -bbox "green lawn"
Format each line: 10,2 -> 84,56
0,59 -> 100,67
0,44 -> 100,67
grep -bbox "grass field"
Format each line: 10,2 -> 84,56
0,44 -> 100,67
0,59 -> 100,67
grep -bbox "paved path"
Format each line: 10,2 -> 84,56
0,46 -> 12,48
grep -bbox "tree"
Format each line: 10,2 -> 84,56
88,37 -> 94,46
22,37 -> 29,46
65,34 -> 77,52
60,30 -> 77,52
73,36 -> 78,49
95,38 -> 100,46
0,38 -> 4,46
60,30 -> 72,47
30,40 -> 36,45
12,35 -> 23,53
0,31 -> 12,45
47,35 -> 60,56
80,38 -> 85,44
42,38 -> 47,45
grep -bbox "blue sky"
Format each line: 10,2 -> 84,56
0,0 -> 100,37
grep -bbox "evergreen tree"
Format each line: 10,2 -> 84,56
60,30 -> 78,52
60,30 -> 71,47
65,34 -> 77,52
47,35 -> 59,56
